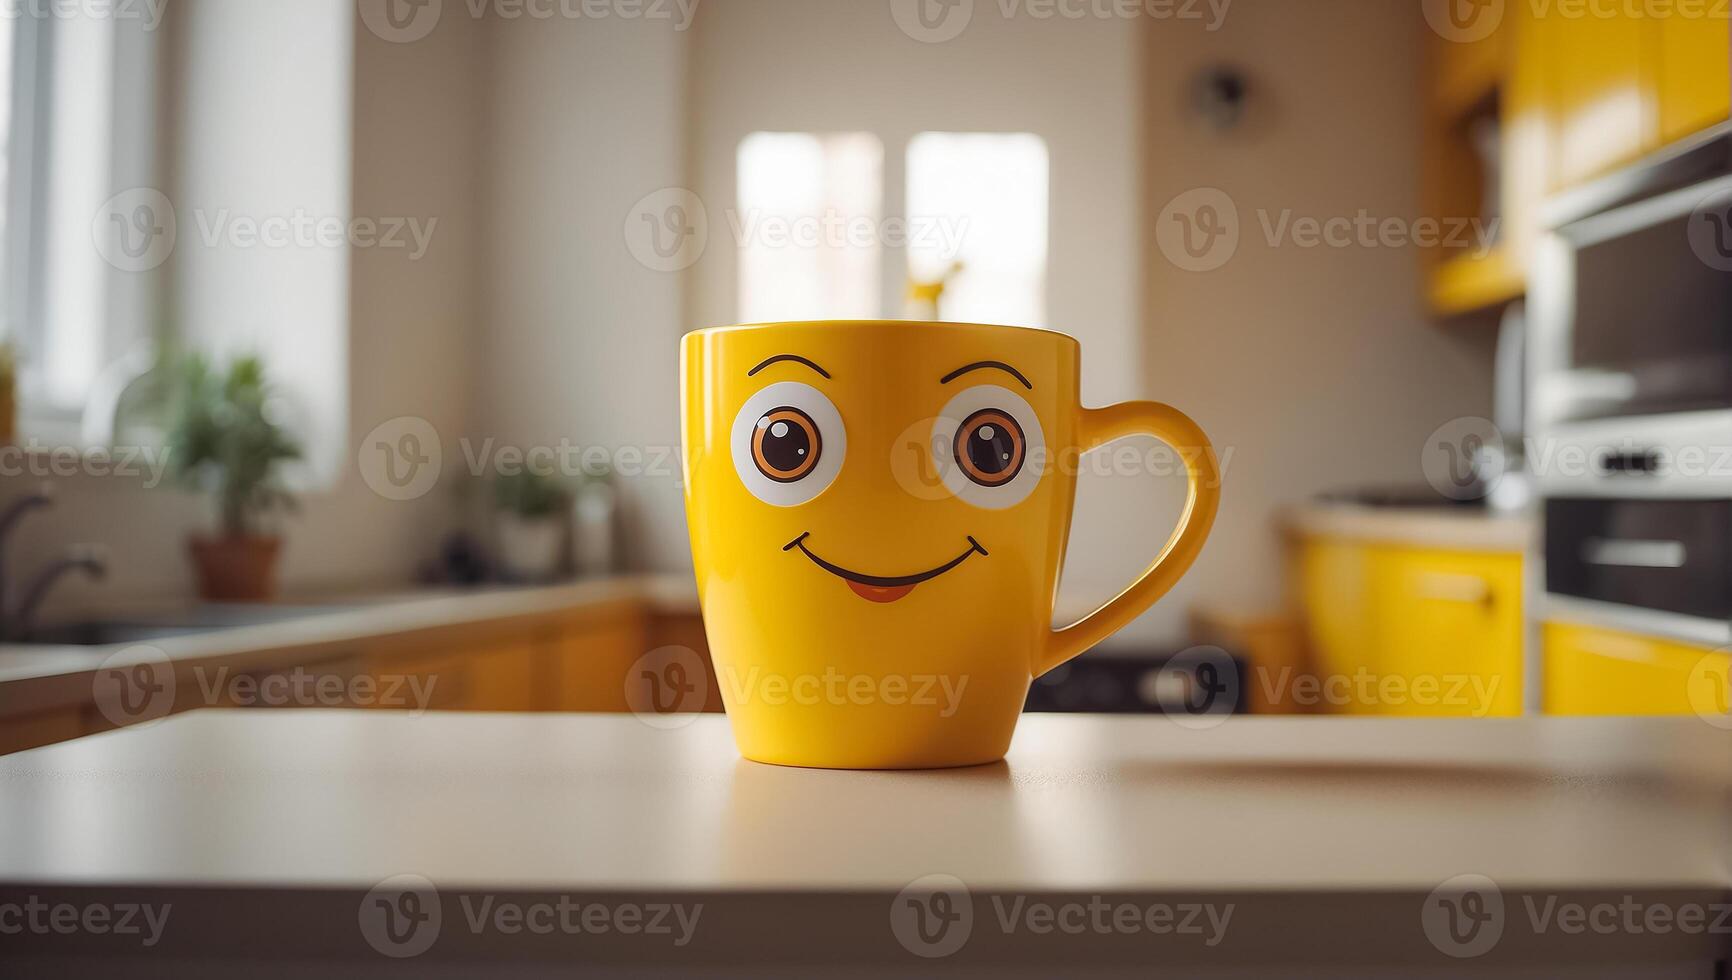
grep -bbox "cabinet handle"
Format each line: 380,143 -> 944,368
1414,572 -> 1493,607
1579,538 -> 1686,569
1576,634 -> 1660,665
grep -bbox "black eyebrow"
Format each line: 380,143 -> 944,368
748,354 -> 831,379
940,361 -> 1032,390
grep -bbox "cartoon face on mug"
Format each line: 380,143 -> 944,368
720,349 -> 1057,606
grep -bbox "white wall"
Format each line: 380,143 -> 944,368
472,13 -> 689,571
1132,0 -> 1496,640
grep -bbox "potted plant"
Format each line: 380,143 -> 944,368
492,467 -> 570,582
165,354 -> 301,601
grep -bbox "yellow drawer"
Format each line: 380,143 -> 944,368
1543,621 -> 1730,717
1369,548 -> 1524,717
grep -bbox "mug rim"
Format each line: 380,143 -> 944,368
689,319 -> 1081,345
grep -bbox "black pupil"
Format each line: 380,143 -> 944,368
967,417 -> 1016,475
761,413 -> 811,474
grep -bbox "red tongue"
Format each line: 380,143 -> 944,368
846,580 -> 916,603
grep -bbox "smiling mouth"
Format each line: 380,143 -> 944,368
783,532 -> 987,603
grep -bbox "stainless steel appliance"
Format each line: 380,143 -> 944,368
1528,124 -> 1732,680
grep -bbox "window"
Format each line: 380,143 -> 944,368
732,130 -> 1048,328
736,132 -> 883,324
906,132 -> 1048,327
3,9 -> 150,435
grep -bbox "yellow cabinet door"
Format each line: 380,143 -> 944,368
1296,537 -> 1376,711
1543,621 -> 1731,716
1369,548 -> 1524,717
1539,9 -> 1658,188
1657,12 -> 1731,145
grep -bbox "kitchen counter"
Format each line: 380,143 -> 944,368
1284,502 -> 1533,552
1,711 -> 1727,974
0,574 -> 700,721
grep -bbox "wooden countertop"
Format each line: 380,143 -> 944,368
1,711 -> 1727,971
1283,503 -> 1534,552
0,574 -> 699,719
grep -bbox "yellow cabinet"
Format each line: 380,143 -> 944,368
1657,13 -> 1731,145
1543,621 -> 1731,716
1370,548 -> 1524,717
1295,538 -> 1523,716
1296,537 -> 1376,691
1538,8 -> 1658,188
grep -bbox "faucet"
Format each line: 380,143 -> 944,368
0,486 -> 110,642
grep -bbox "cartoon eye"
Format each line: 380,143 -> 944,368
931,385 -> 1045,509
752,407 -> 822,483
730,381 -> 845,506
953,409 -> 1025,487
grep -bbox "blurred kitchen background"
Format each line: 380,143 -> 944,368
1,0 -> 1729,747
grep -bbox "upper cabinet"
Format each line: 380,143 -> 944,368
1658,12 -> 1732,146
1539,9 -> 1657,189
1422,6 -> 1731,317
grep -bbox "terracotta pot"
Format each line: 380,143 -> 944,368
187,535 -> 281,602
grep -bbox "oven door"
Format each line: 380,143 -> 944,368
1531,172 -> 1732,426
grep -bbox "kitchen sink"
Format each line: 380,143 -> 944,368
13,604 -> 362,646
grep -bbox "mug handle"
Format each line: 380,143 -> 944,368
1036,402 -> 1222,678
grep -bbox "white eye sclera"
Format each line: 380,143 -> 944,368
730,381 -> 846,506
931,384 -> 1045,509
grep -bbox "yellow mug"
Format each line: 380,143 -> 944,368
681,321 -> 1220,769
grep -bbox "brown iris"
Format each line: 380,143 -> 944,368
752,407 -> 822,483
954,409 -> 1025,487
